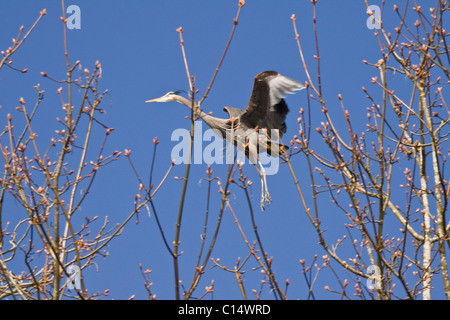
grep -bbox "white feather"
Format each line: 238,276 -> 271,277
268,75 -> 305,109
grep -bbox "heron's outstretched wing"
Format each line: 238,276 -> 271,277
239,71 -> 304,137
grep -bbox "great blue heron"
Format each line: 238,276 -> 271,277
146,70 -> 305,210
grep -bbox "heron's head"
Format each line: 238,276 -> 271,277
145,91 -> 182,103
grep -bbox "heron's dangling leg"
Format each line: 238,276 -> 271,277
247,141 -> 271,211
253,159 -> 272,210
260,162 -> 271,204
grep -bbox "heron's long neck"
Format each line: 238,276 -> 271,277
175,95 -> 228,136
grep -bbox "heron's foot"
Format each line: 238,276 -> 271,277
260,191 -> 272,211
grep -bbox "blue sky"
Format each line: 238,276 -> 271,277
0,0 -> 442,300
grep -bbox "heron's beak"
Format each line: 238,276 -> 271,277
145,98 -> 159,103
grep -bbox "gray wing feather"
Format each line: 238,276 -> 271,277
268,75 -> 305,110
223,106 -> 244,119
